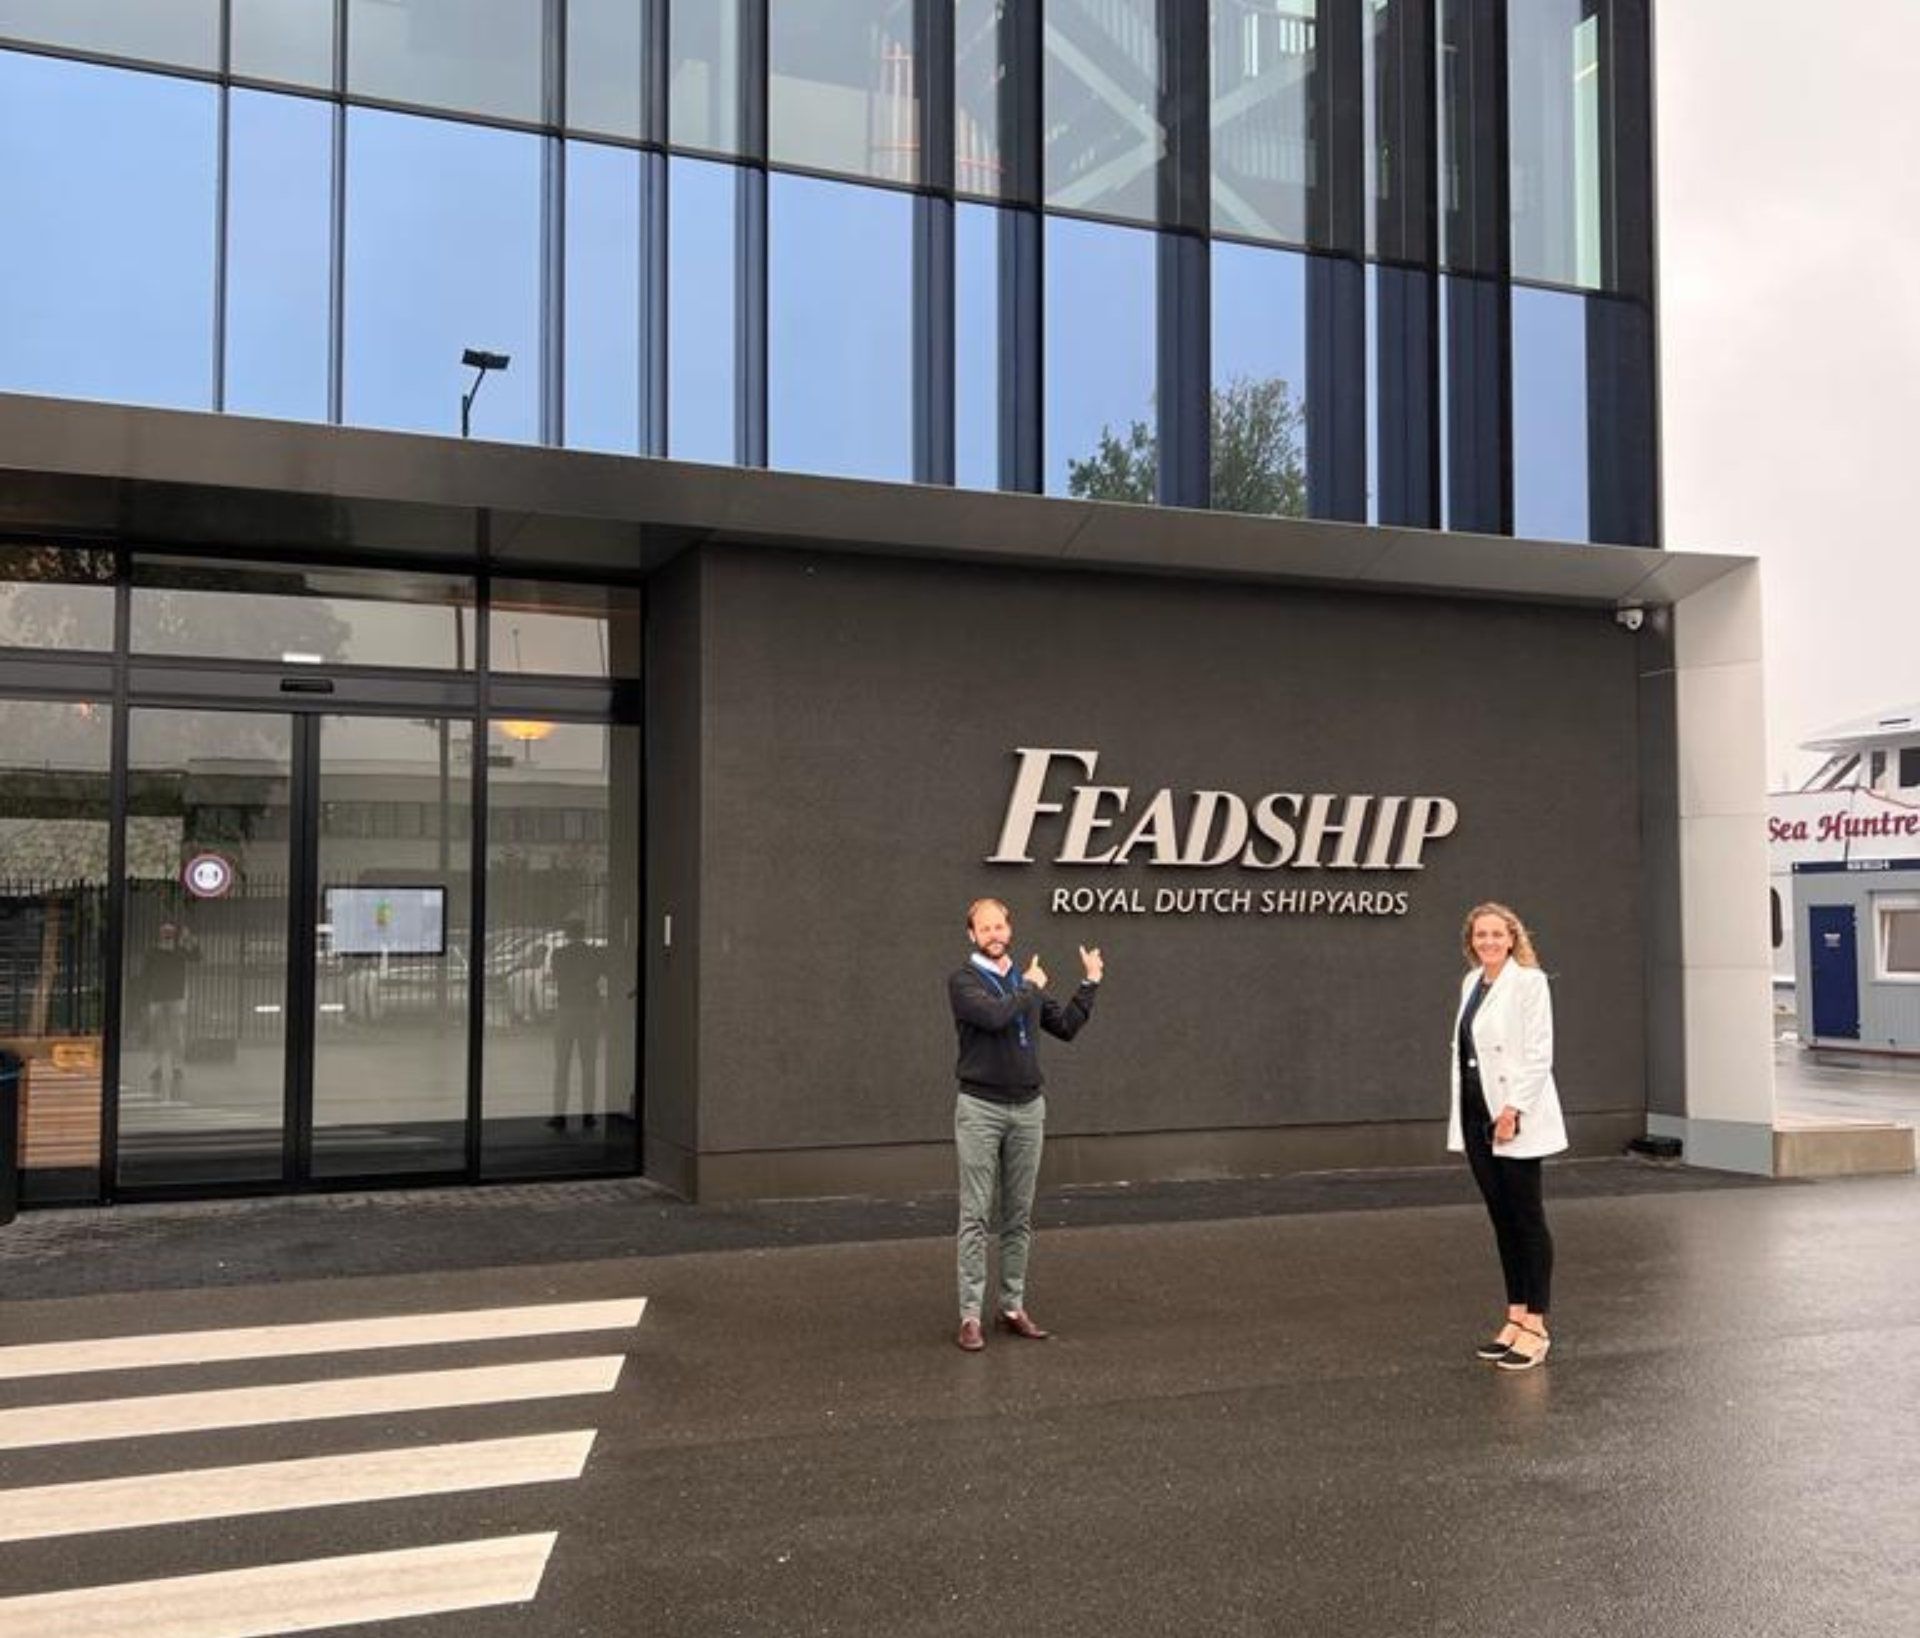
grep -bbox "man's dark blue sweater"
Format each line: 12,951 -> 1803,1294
949,958 -> 1098,1105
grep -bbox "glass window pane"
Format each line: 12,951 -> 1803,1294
491,581 -> 642,680
1594,291 -> 1654,545
955,0 -> 1014,199
0,54 -> 217,410
1439,271 -> 1502,534
955,201 -> 1006,490
1511,286 -> 1587,543
226,90 -> 333,423
667,156 -> 740,465
1044,0 -> 1163,223
568,0 -> 646,139
1362,0 -> 1429,263
131,558 -> 478,668
232,0 -> 337,88
0,0 -> 219,69
1508,0 -> 1603,288
119,709 -> 291,1189
312,716 -> 470,1179
770,0 -> 920,184
1886,909 -> 1920,976
1210,0 -> 1315,245
481,723 -> 640,1178
669,0 -> 745,153
1210,242 -> 1308,516
0,696 -> 111,1203
566,142 -> 647,456
344,108 -> 542,442
347,0 -> 545,123
1047,217 -> 1156,499
769,176 -> 913,483
1437,0 -> 1500,276
1366,262 -> 1438,529
0,546 -> 116,652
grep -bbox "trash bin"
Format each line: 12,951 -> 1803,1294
0,1047 -> 20,1226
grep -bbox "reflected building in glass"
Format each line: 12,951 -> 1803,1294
0,6 -> 1769,1209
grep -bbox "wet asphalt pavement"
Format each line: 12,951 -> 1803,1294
1,1159 -> 1915,1637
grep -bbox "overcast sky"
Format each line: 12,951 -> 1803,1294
1657,3 -> 1920,784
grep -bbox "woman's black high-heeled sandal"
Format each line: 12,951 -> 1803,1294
1476,1326 -> 1520,1361
1495,1325 -> 1552,1371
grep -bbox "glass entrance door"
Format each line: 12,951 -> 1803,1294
119,708 -> 296,1188
310,714 -> 470,1178
115,709 -> 472,1189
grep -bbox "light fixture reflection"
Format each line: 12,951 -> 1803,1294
498,720 -> 554,744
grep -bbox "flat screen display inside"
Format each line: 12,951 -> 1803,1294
325,886 -> 447,956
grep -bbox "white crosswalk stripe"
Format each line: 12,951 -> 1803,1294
0,1533 -> 560,1638
0,1297 -> 646,1380
0,1294 -> 646,1635
0,1431 -> 597,1542
0,1355 -> 625,1450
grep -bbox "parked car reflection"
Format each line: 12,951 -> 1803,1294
315,931 -> 605,1027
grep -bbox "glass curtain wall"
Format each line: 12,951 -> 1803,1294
225,89 -> 333,423
0,52 -> 218,411
1211,0 -> 1318,246
1044,217 -> 1156,500
770,1 -> 921,184
1212,242 -> 1310,517
0,3 -> 1657,546
769,175 -> 914,482
231,0 -> 334,88
1044,0 -> 1163,223
955,0 -> 1020,199
1507,0 -> 1602,290
670,0 -> 747,154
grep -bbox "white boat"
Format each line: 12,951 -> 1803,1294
1769,704 -> 1920,988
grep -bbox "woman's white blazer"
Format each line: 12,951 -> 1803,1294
1447,963 -> 1568,1159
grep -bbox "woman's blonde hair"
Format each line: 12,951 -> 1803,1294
1460,901 -> 1541,969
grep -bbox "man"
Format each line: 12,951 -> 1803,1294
546,919 -> 606,1132
948,897 -> 1103,1352
141,920 -> 200,1103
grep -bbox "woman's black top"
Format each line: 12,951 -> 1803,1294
1457,975 -> 1492,1091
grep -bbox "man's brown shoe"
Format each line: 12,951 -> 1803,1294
956,1317 -> 985,1352
997,1309 -> 1050,1340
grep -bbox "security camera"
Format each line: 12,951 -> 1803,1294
1614,605 -> 1645,633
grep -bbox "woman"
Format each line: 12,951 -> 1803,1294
1448,901 -> 1567,1371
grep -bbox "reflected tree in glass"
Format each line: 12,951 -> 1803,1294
0,546 -> 116,651
131,564 -> 352,666
1065,378 -> 1306,516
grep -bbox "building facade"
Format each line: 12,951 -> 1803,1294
0,1 -> 1773,1206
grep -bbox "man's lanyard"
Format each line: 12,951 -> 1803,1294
975,963 -> 1030,1049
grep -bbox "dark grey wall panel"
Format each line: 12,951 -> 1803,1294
692,545 -> 1645,1155
642,551 -> 706,1189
